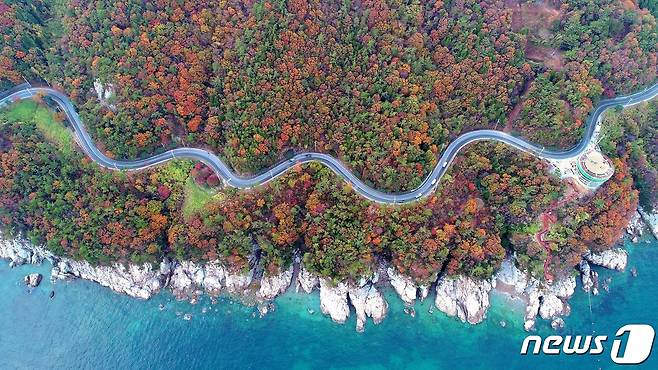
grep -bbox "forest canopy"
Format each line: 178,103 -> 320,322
0,0 -> 656,285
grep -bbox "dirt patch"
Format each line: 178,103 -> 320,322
504,79 -> 533,132
526,44 -> 565,71
621,0 -> 638,11
506,1 -> 565,71
506,0 -> 561,34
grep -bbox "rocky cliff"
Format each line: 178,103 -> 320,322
434,275 -> 492,324
495,256 -> 576,331
0,229 -> 639,332
639,207 -> 658,239
584,248 -> 628,271
317,276 -> 388,332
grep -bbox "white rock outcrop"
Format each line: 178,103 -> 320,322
579,260 -> 594,293
202,262 -> 225,296
296,265 -> 319,294
639,207 -> 658,239
224,268 -> 253,295
169,261 -> 203,301
523,275 -> 576,329
24,273 -> 43,287
418,284 -> 431,302
435,275 -> 492,324
52,259 -> 170,300
348,282 -> 388,332
626,211 -> 644,242
93,79 -> 116,110
319,278 -> 350,324
387,267 -> 417,305
169,260 -> 253,299
495,257 -> 528,295
258,265 -> 294,301
538,294 -> 565,320
584,248 -> 628,271
549,275 -> 577,299
0,233 -> 52,267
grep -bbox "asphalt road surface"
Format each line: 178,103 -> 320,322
2,82 -> 658,204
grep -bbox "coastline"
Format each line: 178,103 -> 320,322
2,205 -> 655,332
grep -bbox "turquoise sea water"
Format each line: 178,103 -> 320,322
1,237 -> 657,370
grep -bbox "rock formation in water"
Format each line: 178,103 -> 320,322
24,273 -> 42,287
584,248 -> 628,271
0,227 -> 642,332
434,275 -> 492,324
639,207 -> 658,240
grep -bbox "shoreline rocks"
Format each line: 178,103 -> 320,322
348,281 -> 388,332
258,265 -> 294,301
434,275 -> 492,324
295,265 -> 319,294
317,276 -> 388,332
584,248 -> 628,271
0,228 -> 643,332
52,258 -> 171,300
495,257 -> 528,297
523,275 -> 576,330
639,207 -> 658,240
387,267 -> 417,305
319,278 -> 350,324
626,211 -> 644,242
493,256 -> 578,331
169,261 -> 255,302
0,233 -> 53,267
579,260 -> 595,294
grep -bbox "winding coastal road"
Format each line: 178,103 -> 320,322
2,82 -> 658,204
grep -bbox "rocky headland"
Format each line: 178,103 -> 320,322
1,204 -> 654,332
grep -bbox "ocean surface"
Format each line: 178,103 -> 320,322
1,237 -> 657,370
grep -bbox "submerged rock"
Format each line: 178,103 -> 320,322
435,275 -> 492,324
584,248 -> 628,271
551,317 -> 565,330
